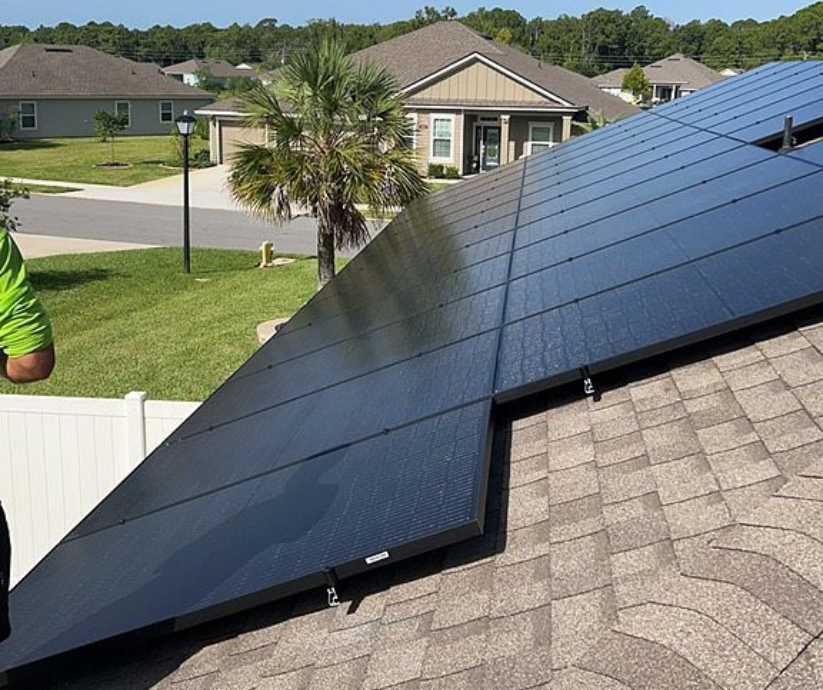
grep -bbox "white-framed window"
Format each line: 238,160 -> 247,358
403,112 -> 418,151
159,101 -> 174,123
115,100 -> 131,128
526,121 -> 555,156
430,114 -> 455,162
18,101 -> 37,130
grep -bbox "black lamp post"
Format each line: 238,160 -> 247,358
175,110 -> 197,273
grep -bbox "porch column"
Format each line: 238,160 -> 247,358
500,114 -> 511,165
561,115 -> 573,142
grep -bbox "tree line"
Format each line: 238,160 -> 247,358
1,3 -> 822,76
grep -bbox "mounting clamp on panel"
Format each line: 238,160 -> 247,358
324,568 -> 340,608
779,115 -> 796,152
580,366 -> 601,402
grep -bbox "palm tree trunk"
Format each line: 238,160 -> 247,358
317,224 -> 336,290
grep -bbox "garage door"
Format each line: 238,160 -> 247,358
219,121 -> 267,163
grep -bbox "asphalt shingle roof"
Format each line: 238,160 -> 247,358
593,53 -> 726,91
162,59 -> 258,80
0,44 -> 213,99
351,21 -> 638,121
42,303 -> 823,690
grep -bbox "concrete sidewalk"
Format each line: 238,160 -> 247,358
7,177 -> 114,192
12,232 -> 155,259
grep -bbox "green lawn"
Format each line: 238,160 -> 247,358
0,136 -> 209,186
0,247 -> 341,400
428,182 -> 453,193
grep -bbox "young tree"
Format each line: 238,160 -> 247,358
93,111 -> 127,164
193,68 -> 223,93
622,63 -> 652,103
229,39 -> 428,289
495,27 -> 514,45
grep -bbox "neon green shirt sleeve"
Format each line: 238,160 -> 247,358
0,228 -> 53,358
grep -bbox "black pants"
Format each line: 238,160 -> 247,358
0,502 -> 10,640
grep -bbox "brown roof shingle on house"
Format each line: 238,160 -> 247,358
0,44 -> 212,99
350,21 -> 638,120
47,303 -> 823,689
198,23 -> 637,121
593,53 -> 726,91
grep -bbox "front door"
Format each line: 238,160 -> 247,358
474,124 -> 502,172
482,126 -> 501,170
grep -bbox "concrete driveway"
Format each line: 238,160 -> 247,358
62,165 -> 239,211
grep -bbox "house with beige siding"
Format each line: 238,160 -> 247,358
197,21 -> 637,174
592,54 -> 725,105
0,44 -> 213,139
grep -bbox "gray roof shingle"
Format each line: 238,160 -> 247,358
44,303 -> 823,689
162,59 -> 258,80
0,44 -> 213,99
593,53 -> 726,91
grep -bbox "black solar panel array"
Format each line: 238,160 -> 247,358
4,60 -> 823,681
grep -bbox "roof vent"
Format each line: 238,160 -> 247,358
44,47 -> 73,53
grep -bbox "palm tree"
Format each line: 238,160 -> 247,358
229,39 -> 428,288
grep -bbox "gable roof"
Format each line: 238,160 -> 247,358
162,58 -> 258,80
41,304 -> 823,689
351,21 -> 639,120
0,44 -> 213,99
593,53 -> 726,90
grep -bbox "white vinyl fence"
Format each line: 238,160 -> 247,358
0,392 -> 200,585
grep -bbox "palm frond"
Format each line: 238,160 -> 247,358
229,144 -> 292,224
226,36 -> 428,285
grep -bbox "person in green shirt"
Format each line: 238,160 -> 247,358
0,227 -> 55,643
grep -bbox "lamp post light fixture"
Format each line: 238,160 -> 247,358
175,110 -> 197,273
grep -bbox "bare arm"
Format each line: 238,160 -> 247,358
0,344 -> 55,384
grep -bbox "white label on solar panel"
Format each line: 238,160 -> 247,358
365,551 -> 390,565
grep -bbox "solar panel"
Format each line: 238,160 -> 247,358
4,62 -> 823,682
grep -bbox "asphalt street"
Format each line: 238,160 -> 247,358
13,195 -> 383,257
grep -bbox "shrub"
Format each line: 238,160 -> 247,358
0,113 -> 16,143
195,117 -> 210,141
191,149 -> 214,168
170,120 -> 211,166
0,179 -> 28,232
444,166 -> 460,179
427,163 -> 444,178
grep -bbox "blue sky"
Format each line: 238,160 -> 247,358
7,0 -> 813,30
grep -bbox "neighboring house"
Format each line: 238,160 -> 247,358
162,58 -> 259,88
197,21 -> 638,172
0,44 -> 213,139
593,53 -> 725,104
720,67 -> 744,77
